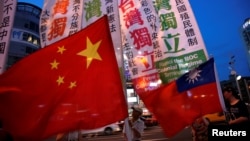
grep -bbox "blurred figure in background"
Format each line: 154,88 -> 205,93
222,86 -> 250,129
123,107 -> 145,141
191,116 -> 209,141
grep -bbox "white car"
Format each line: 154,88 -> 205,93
81,123 -> 121,136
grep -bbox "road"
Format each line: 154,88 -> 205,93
82,126 -> 193,141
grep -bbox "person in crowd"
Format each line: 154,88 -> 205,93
191,116 -> 209,141
222,86 -> 250,129
123,107 -> 145,141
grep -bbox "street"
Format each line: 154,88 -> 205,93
82,126 -> 193,141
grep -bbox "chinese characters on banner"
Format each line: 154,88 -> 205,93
119,0 -> 209,94
0,0 -> 17,74
39,0 -> 83,48
119,0 -> 162,94
154,0 -> 208,83
40,0 -> 123,68
81,0 -> 123,67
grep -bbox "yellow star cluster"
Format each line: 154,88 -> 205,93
49,46 -> 77,89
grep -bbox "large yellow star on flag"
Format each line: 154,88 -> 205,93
77,37 -> 102,68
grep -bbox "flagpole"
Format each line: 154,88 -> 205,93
114,1 -> 132,140
118,26 -> 133,141
117,36 -> 132,140
113,26 -> 132,141
213,58 -> 227,112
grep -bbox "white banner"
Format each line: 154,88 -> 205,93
0,0 -> 17,74
39,0 -> 83,47
119,0 -> 209,93
154,0 -> 209,83
119,0 -> 161,93
40,0 -> 123,68
81,0 -> 123,68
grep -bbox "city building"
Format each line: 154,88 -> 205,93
241,18 -> 250,70
6,2 -> 41,69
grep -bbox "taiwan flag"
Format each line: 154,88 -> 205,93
139,58 -> 224,137
0,15 -> 128,141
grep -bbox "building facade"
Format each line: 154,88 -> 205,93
6,2 -> 41,69
241,18 -> 250,70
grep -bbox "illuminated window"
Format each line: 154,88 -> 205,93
33,39 -> 38,45
28,36 -> 32,42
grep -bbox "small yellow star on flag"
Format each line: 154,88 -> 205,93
50,59 -> 60,69
77,37 -> 102,68
69,81 -> 77,89
56,76 -> 64,85
57,46 -> 66,54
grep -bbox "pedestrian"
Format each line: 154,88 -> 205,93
123,107 -> 145,141
222,86 -> 250,130
191,116 -> 209,141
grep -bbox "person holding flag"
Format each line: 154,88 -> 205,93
123,107 -> 145,141
222,86 -> 250,130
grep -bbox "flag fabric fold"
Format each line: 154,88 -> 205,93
0,15 -> 128,141
139,58 -> 223,137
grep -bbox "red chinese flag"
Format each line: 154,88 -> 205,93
139,58 -> 223,137
0,16 -> 128,140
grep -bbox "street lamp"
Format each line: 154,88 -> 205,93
231,70 -> 243,100
229,55 -> 243,100
236,75 -> 242,80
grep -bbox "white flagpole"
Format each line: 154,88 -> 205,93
114,0 -> 132,140
115,8 -> 133,141
213,58 -> 227,112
